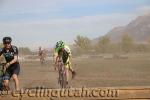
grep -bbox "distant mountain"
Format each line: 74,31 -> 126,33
94,13 -> 150,43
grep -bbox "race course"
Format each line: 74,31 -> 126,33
1,53 -> 150,100
18,54 -> 150,89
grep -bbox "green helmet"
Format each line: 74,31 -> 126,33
60,41 -> 65,48
55,40 -> 65,52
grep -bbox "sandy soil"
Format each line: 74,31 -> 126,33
1,54 -> 150,100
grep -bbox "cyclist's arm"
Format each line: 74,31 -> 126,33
68,53 -> 72,63
9,55 -> 18,65
65,45 -> 72,62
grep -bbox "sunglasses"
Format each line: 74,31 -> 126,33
3,42 -> 11,45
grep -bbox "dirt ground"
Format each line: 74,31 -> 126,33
1,53 -> 150,100
16,53 -> 150,89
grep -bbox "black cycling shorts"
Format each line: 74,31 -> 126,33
3,62 -> 20,80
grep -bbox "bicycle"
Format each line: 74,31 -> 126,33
0,63 -> 7,91
39,50 -> 46,65
58,60 -> 68,88
40,55 -> 46,65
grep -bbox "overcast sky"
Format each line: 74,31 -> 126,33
0,0 -> 150,50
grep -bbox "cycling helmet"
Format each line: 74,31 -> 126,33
56,40 -> 65,49
56,41 -> 59,48
59,41 -> 65,49
3,37 -> 12,44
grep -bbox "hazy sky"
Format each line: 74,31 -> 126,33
0,0 -> 150,50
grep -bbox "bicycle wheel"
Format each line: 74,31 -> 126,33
58,70 -> 62,87
61,71 -> 67,88
58,65 -> 67,88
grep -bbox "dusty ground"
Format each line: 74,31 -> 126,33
17,54 -> 150,89
1,53 -> 150,100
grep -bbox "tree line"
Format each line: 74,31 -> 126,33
73,34 -> 150,55
1,34 -> 150,56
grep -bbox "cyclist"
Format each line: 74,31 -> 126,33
38,46 -> 46,64
54,41 -> 76,84
0,37 -> 20,91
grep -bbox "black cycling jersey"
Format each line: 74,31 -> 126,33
0,45 -> 18,63
58,49 -> 69,64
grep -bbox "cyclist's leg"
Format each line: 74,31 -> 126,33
41,55 -> 44,64
39,56 -> 42,63
64,63 -> 69,83
39,54 -> 44,64
3,71 -> 11,90
41,56 -> 44,63
11,63 -> 20,91
12,74 -> 19,91
3,80 -> 9,90
42,54 -> 46,63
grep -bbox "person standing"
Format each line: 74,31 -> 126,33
0,37 -> 20,91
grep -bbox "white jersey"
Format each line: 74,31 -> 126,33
64,45 -> 71,56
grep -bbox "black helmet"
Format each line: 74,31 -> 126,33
3,37 -> 12,44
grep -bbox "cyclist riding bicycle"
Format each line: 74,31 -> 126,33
0,37 -> 20,91
38,46 -> 46,64
54,41 -> 76,84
